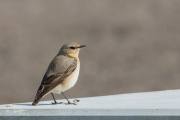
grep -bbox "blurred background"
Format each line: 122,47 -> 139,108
0,0 -> 180,104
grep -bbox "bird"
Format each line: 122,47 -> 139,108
32,42 -> 86,105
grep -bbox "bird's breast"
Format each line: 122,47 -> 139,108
51,60 -> 80,94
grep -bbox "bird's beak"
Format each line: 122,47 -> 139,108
78,45 -> 86,48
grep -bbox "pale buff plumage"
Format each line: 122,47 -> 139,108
32,42 -> 85,105
51,59 -> 80,94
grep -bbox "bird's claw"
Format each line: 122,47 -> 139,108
51,102 -> 64,105
65,102 -> 77,105
73,99 -> 80,102
51,99 -> 80,105
65,99 -> 80,105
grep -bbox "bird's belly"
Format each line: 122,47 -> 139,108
51,65 -> 80,94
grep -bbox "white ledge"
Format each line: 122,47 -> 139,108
1,90 -> 180,119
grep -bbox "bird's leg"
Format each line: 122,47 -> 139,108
61,92 -> 71,104
61,92 -> 80,105
51,93 -> 65,105
51,93 -> 58,104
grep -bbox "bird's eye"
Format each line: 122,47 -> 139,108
70,46 -> 76,50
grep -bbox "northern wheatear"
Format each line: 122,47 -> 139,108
32,42 -> 86,105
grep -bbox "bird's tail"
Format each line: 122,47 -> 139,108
32,99 -> 40,106
32,85 -> 44,106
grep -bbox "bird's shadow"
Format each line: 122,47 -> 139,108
13,100 -> 79,106
14,103 -> 53,106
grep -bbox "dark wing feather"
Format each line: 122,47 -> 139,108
32,58 -> 77,105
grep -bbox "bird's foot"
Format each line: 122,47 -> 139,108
74,99 -> 80,102
65,102 -> 77,105
51,102 -> 64,105
51,99 -> 80,105
65,99 -> 80,105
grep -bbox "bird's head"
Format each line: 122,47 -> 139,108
59,42 -> 86,58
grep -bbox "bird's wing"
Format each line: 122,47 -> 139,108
32,57 -> 77,105
41,57 -> 77,86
